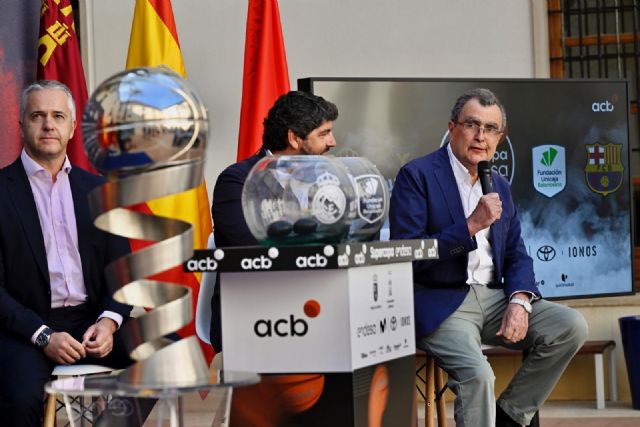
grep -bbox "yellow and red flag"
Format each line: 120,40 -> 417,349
37,0 -> 94,172
126,0 -> 214,364
237,0 -> 290,161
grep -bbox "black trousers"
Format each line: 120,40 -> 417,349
0,304 -> 133,427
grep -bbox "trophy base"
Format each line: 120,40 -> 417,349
117,336 -> 211,390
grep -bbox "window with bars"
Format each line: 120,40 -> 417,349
548,0 -> 640,111
548,1 -> 640,289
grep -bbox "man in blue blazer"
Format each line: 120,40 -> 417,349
390,88 -> 588,427
0,81 -> 133,426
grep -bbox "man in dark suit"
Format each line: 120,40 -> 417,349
209,90 -> 339,352
0,81 -> 132,426
389,88 -> 588,427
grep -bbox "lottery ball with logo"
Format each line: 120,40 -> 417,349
82,66 -> 208,174
242,155 -> 357,246
337,157 -> 389,242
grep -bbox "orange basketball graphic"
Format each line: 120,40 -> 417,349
265,374 -> 326,413
368,364 -> 389,427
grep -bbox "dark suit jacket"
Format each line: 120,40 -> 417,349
209,151 -> 265,350
389,146 -> 539,338
0,158 -> 130,342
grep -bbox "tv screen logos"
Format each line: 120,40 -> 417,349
592,100 -> 615,112
536,245 -> 556,262
532,145 -> 566,197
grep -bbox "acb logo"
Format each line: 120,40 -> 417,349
253,299 -> 321,338
592,101 -> 615,112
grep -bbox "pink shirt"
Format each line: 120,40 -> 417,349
22,150 -> 85,308
21,150 -> 122,342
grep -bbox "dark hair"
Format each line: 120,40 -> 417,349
450,88 -> 507,129
262,91 -> 338,152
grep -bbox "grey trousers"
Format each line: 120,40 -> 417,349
418,284 -> 588,427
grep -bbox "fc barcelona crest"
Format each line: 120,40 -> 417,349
584,143 -> 624,196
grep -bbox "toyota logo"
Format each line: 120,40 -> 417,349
536,245 -> 556,262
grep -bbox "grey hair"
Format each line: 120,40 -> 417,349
449,88 -> 507,130
20,80 -> 76,122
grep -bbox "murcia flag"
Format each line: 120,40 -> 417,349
37,0 -> 94,172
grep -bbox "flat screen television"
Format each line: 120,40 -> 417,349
299,78 -> 633,300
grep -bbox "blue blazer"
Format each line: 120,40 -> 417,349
209,150 -> 264,351
389,146 -> 538,338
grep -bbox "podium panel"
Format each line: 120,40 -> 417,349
186,239 -> 437,427
221,262 -> 416,373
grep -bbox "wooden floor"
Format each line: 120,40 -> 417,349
51,393 -> 640,426
420,400 -> 640,427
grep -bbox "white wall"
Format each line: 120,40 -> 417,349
85,0 -> 537,201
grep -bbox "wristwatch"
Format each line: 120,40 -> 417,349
509,298 -> 532,314
35,327 -> 55,348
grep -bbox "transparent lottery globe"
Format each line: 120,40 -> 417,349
337,157 -> 389,242
242,155 -> 357,245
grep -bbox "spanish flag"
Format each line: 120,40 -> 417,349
37,0 -> 94,172
126,0 -> 214,364
237,0 -> 290,161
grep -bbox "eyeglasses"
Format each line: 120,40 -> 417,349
455,120 -> 504,137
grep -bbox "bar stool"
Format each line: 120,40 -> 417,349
415,349 -> 448,427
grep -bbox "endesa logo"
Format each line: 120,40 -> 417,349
253,299 -> 321,338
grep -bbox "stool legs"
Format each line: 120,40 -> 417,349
434,364 -> 447,427
425,357 -> 435,427
44,393 -> 56,427
424,355 -> 447,427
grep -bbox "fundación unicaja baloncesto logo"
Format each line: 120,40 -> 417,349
532,145 -> 566,197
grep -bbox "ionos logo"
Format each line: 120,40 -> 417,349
253,299 -> 321,338
532,145 -> 566,197
441,131 -> 515,184
592,101 -> 615,112
568,245 -> 597,258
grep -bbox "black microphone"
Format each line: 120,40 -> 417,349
478,161 -> 493,194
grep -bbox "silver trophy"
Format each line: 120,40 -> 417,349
82,66 -> 210,388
